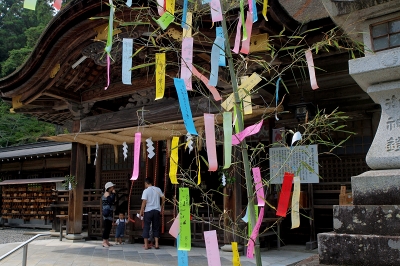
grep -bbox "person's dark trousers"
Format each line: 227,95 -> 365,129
142,210 -> 161,238
102,219 -> 112,240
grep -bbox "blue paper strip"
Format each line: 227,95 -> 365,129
182,0 -> 188,29
202,0 -> 210,3
209,36 -> 224,86
252,0 -> 258,22
275,76 -> 281,107
216,27 -> 226,67
177,235 -> 189,266
174,78 -> 198,135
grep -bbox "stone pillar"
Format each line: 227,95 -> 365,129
318,48 -> 400,265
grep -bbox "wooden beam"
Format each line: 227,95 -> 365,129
81,72 -> 176,103
43,88 -> 81,103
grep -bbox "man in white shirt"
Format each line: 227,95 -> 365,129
140,178 -> 165,249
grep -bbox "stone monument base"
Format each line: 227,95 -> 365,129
318,171 -> 400,265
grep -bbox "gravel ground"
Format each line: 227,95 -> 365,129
0,228 -> 49,244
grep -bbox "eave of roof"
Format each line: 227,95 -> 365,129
0,142 -> 71,159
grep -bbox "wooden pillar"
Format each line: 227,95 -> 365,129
95,148 -> 102,189
67,142 -> 86,237
223,146 -> 242,244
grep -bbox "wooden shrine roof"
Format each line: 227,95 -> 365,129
0,0 -> 374,131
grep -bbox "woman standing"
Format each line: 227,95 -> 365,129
102,182 -> 116,247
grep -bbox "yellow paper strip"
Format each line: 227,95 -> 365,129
169,137 -> 179,184
166,0 -> 175,15
182,12 -> 192,38
291,176 -> 300,229
243,95 -> 252,115
262,0 -> 268,21
155,53 -> 166,100
23,0 -> 37,10
232,242 -> 241,266
221,73 -> 262,111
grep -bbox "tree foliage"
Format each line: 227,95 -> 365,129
0,100 -> 56,147
0,0 -> 53,77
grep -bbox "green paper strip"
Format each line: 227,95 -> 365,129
223,112 -> 232,169
248,205 -> 258,237
104,0 -> 115,55
179,187 -> 191,251
23,0 -> 37,10
239,0 -> 247,41
154,12 -> 175,31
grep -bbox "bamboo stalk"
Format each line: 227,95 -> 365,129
220,3 -> 262,265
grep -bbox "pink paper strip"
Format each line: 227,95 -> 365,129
305,49 -> 319,90
157,0 -> 165,16
247,207 -> 264,259
192,67 -> 221,101
252,167 -> 265,206
248,0 -> 253,14
204,114 -> 218,171
232,13 -> 242,54
181,38 -> 194,91
232,120 -> 263,145
169,213 -> 180,238
204,230 -> 222,266
210,0 -> 223,22
53,0 -> 62,10
104,55 -> 110,90
240,12 -> 253,54
130,132 -> 141,180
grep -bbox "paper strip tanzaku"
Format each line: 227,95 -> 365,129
232,120 -> 263,145
232,12 -> 242,54
209,37 -> 224,86
204,230 -> 222,266
305,49 -> 319,90
182,12 -> 192,38
174,78 -> 198,135
291,176 -> 301,228
168,137 -> 179,184
177,235 -> 189,266
232,242 -> 241,266
276,172 -> 294,217
178,187 -> 191,250
262,0 -> 268,21
240,11 -> 253,54
252,167 -> 265,206
122,38 -> 133,85
155,53 -> 166,100
247,207 -> 264,258
204,113 -> 218,171
223,112 -> 232,169
130,132 -> 141,180
192,67 -> 221,101
180,37 -> 194,91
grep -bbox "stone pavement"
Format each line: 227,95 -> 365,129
0,238 -> 317,266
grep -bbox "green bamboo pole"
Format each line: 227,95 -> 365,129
219,3 -> 262,266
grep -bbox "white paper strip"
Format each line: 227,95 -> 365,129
123,141 -> 128,161
146,138 -> 155,159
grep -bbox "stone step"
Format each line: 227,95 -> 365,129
352,170 -> 400,205
333,205 -> 400,235
318,232 -> 400,266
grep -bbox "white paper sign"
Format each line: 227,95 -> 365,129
122,38 -> 133,85
269,144 -> 319,184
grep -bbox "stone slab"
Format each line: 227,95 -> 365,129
318,232 -> 400,266
333,205 -> 400,235
352,170 -> 400,205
